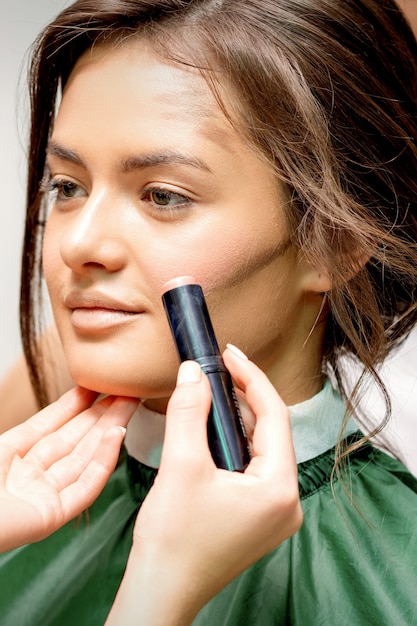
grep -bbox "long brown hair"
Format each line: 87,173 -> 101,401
22,0 -> 417,450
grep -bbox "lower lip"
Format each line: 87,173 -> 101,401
70,308 -> 140,333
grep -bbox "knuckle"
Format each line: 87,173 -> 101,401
265,481 -> 302,523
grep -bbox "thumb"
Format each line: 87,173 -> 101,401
160,361 -> 213,471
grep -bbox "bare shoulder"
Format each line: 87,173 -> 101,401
0,325 -> 73,432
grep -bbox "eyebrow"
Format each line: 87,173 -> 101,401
47,140 -> 212,174
47,141 -> 86,168
120,152 -> 212,174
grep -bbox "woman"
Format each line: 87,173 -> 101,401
2,0 -> 417,624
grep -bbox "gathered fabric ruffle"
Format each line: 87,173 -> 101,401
195,437 -> 417,625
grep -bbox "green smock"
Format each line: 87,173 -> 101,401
0,382 -> 416,625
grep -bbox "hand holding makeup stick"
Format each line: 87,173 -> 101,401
107,346 -> 302,626
0,387 -> 138,553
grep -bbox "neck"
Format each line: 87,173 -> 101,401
254,299 -> 327,405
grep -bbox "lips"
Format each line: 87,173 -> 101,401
64,291 -> 145,333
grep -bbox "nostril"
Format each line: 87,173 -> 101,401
84,261 -> 108,269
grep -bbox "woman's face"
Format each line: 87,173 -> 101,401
43,40 -> 326,406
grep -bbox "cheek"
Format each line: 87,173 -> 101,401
197,234 -> 251,289
180,225 -> 296,358
139,208 -> 289,330
143,226 -> 265,296
169,229 -> 262,288
195,223 -> 285,296
42,227 -> 61,296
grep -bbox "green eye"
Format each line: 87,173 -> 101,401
44,178 -> 86,203
59,181 -> 78,198
149,189 -> 188,207
151,190 -> 172,205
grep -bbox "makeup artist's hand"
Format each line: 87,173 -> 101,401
0,387 -> 138,553
107,346 -> 301,626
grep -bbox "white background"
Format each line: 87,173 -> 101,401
0,0 -> 69,377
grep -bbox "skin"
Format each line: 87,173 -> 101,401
0,326 -> 73,433
43,39 -> 330,427
396,0 -> 417,34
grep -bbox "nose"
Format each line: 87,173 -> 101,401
59,190 -> 127,275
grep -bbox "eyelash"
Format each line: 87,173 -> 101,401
40,178 -> 192,215
40,177 -> 84,204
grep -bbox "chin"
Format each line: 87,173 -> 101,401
70,367 -> 175,400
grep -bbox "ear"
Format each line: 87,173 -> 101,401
300,249 -> 370,294
299,262 -> 332,294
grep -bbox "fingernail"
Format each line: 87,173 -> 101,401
177,360 -> 202,385
118,426 -> 127,437
226,343 -> 248,360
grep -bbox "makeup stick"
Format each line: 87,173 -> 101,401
162,276 -> 251,472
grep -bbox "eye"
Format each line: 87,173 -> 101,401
41,177 -> 87,204
142,187 -> 191,210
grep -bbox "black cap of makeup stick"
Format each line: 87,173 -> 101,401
162,276 -> 220,362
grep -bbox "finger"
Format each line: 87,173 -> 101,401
24,401 -> 107,468
56,425 -> 128,520
29,394 -> 137,469
0,443 -> 16,482
160,361 -> 213,471
35,396 -> 138,481
0,387 -> 99,455
223,346 -> 295,473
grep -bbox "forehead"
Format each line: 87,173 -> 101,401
57,39 -> 236,143
50,36 -> 276,185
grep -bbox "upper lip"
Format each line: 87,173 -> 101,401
64,291 -> 145,313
